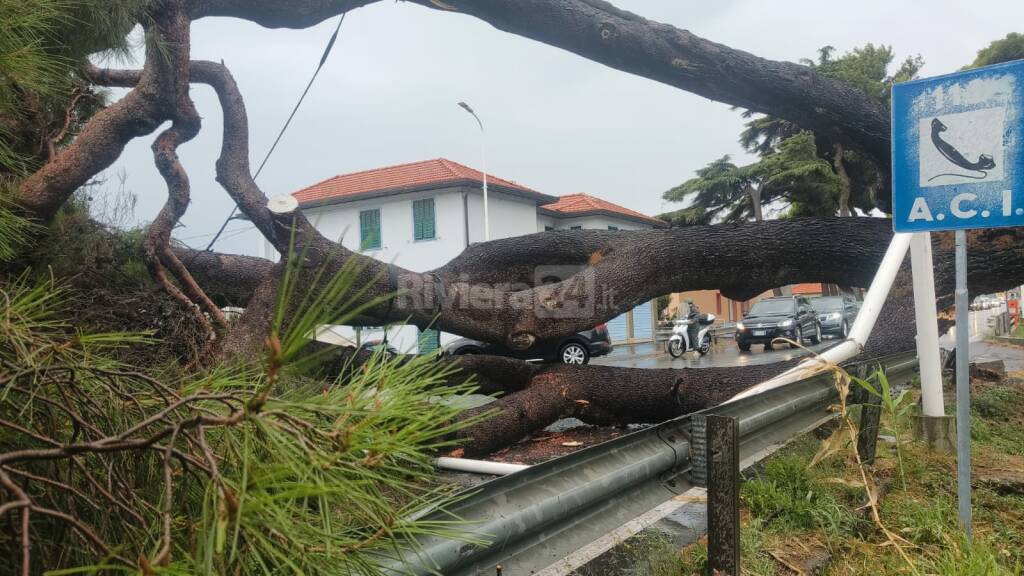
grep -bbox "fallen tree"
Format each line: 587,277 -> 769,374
8,1 -> 1024,457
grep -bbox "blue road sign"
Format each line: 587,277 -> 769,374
892,60 -> 1024,232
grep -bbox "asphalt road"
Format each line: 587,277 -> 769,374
593,337 -> 834,369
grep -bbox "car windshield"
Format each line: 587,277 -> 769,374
748,299 -> 794,316
812,297 -> 843,311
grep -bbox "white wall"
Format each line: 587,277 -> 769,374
546,214 -> 650,231
299,187 -> 541,351
466,190 -> 541,243
304,187 -> 467,273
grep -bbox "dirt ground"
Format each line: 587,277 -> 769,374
487,424 -> 633,465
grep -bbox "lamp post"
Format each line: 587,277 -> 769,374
458,101 -> 489,241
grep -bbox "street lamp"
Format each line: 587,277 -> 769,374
458,101 -> 489,241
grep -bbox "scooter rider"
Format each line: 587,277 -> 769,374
684,299 -> 700,350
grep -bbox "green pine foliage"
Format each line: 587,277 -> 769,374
0,182 -> 40,261
0,0 -> 142,176
0,249 -> 484,573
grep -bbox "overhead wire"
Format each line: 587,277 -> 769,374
199,12 -> 347,253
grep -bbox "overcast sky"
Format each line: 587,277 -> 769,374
102,0 -> 1024,255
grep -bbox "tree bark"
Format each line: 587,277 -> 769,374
833,142 -> 852,217
745,183 -> 763,221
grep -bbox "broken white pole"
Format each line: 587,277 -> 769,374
435,457 -> 530,476
729,232 -> 913,401
910,232 -> 946,417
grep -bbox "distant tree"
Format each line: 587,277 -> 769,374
755,131 -> 842,217
965,32 -> 1024,68
659,131 -> 839,225
737,44 -> 922,217
659,156 -> 760,225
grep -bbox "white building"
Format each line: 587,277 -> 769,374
281,158 -> 667,352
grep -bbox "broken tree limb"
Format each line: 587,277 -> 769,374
449,356 -> 800,457
170,247 -> 275,306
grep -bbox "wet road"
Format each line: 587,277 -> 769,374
593,337 -> 834,369
596,307 -> 1011,370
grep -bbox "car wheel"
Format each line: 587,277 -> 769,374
810,323 -> 822,345
698,335 -> 712,355
738,341 -> 751,352
560,342 -> 589,365
841,320 -> 849,338
790,326 -> 802,349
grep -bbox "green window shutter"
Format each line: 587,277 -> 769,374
413,198 -> 436,240
418,328 -> 440,354
359,209 -> 381,250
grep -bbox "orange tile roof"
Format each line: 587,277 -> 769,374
790,283 -> 823,295
292,158 -> 553,206
540,193 -> 668,227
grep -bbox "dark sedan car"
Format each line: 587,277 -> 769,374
443,324 -> 613,365
735,296 -> 821,351
811,295 -> 859,339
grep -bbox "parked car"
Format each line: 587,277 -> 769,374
735,296 -> 821,351
443,324 -> 613,365
971,295 -> 1002,310
359,339 -> 398,356
810,295 -> 860,339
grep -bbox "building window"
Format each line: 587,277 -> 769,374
359,208 -> 381,250
412,198 -> 436,241
570,226 -> 582,230
607,225 -> 619,231
544,226 -> 555,232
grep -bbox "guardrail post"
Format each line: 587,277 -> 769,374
690,415 -> 708,488
857,403 -> 882,465
706,415 -> 740,576
848,364 -> 870,405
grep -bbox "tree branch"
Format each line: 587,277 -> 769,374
16,38 -> 175,220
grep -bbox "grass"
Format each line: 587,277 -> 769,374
623,377 -> 1024,576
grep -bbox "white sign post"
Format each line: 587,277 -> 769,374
909,232 -> 945,419
892,59 -> 1024,537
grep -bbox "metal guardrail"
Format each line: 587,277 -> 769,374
387,351 -> 919,575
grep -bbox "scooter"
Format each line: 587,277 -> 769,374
667,313 -> 716,358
